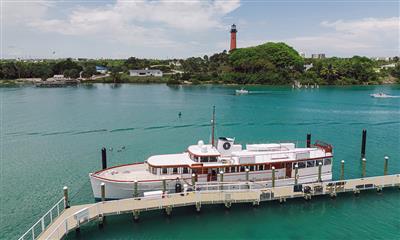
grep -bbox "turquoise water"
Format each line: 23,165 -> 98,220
1,84 -> 399,239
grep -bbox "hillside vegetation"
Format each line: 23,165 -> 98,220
1,42 -> 398,85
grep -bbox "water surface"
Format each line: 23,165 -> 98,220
1,84 -> 399,239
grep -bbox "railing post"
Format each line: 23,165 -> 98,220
41,217 -> 45,231
63,186 -> 69,209
384,156 -> 389,175
294,164 -> 299,185
133,180 -> 138,197
101,182 -> 106,202
340,160 -> 345,180
318,162 -> 322,182
272,167 -> 275,187
362,158 -> 366,178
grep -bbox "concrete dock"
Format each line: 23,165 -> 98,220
19,174 -> 399,240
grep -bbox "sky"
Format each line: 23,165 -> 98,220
1,0 -> 399,59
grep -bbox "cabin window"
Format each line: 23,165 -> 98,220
182,167 -> 189,174
307,160 -> 315,168
298,162 -> 306,169
209,156 -> 218,162
265,164 -> 270,170
240,166 -> 245,172
200,156 -> 208,163
259,165 -> 264,171
162,168 -> 168,174
324,158 -> 332,165
173,168 -> 178,174
231,167 -> 236,173
316,159 -> 323,166
250,166 -> 255,171
225,167 -> 230,173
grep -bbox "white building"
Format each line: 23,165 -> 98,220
311,53 -> 326,59
129,69 -> 163,77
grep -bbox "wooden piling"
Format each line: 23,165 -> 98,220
133,180 -> 138,198
191,173 -> 196,187
306,133 -> 311,148
101,183 -> 105,202
362,158 -> 366,178
294,164 -> 298,185
101,147 -> 107,170
272,167 -> 276,187
340,160 -> 345,180
63,186 -> 69,209
318,162 -> 322,182
162,177 -> 166,193
361,129 -> 367,159
384,156 -> 389,176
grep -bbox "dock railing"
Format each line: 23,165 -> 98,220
18,197 -> 66,240
19,174 -> 400,240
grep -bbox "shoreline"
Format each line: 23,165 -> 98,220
1,78 -> 399,87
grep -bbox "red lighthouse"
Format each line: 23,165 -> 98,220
230,24 -> 237,51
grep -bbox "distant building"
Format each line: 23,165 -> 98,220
129,69 -> 163,77
169,61 -> 182,67
380,63 -> 396,69
96,66 -> 108,74
300,52 -> 306,58
311,53 -> 326,59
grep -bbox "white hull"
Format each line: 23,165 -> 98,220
90,171 -> 332,200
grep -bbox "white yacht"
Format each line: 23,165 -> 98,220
89,137 -> 333,200
235,89 -> 249,94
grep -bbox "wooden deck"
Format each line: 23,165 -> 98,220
30,174 -> 399,240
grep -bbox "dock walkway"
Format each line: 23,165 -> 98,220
19,174 -> 399,240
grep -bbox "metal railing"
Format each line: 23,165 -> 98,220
18,197 -> 66,240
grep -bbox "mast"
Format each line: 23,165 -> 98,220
211,106 -> 216,147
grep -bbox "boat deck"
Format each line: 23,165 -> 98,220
23,174 -> 399,240
94,163 -> 182,181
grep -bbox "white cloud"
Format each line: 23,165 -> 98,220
287,17 -> 400,56
9,0 -> 239,45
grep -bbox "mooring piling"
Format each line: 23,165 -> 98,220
306,133 -> 311,148
272,166 -> 276,187
362,158 -> 366,178
294,164 -> 299,185
63,186 -> 69,209
101,183 -> 105,202
318,162 -> 322,182
162,177 -> 166,193
101,147 -> 107,170
191,173 -> 196,187
133,180 -> 139,198
340,160 -> 345,180
384,156 -> 389,176
361,129 -> 367,159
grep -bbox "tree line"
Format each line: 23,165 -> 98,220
1,42 -> 399,85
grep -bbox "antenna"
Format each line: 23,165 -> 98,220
211,106 -> 216,146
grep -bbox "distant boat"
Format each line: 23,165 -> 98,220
235,89 -> 249,95
370,92 -> 398,98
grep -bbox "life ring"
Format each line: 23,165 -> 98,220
223,142 -> 231,150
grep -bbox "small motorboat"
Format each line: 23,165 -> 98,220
235,89 -> 249,95
370,92 -> 398,98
